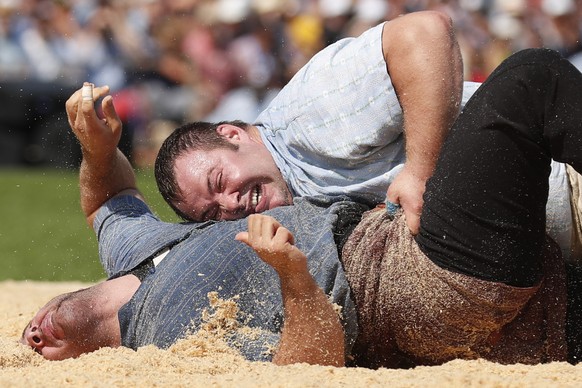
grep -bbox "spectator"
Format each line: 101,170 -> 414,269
1,0 -> 581,167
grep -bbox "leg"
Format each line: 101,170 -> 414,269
416,48 -> 582,287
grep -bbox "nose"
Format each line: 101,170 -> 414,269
23,325 -> 45,351
218,191 -> 245,219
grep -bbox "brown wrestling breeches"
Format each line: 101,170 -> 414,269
341,208 -> 568,369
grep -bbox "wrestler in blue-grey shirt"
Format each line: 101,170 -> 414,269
95,194 -> 366,361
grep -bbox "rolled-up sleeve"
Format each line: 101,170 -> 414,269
94,195 -> 203,277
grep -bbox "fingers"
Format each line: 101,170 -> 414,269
386,166 -> 425,235
101,95 -> 122,134
80,84 -> 99,127
237,214 -> 306,273
247,214 -> 279,242
80,83 -> 112,123
273,226 -> 294,246
237,214 -> 294,248
66,86 -> 85,129
260,214 -> 281,242
66,82 -> 111,130
235,215 -> 265,246
404,211 -> 420,235
82,83 -> 94,101
386,195 -> 421,234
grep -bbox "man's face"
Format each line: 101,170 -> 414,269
20,286 -> 120,360
173,125 -> 293,221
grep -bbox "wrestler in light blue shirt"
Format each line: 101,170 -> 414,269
254,22 -> 572,255
256,23 -> 479,204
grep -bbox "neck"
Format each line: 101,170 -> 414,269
247,125 -> 264,144
92,274 -> 141,346
97,275 -> 141,313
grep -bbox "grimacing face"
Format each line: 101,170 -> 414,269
173,124 -> 293,221
20,286 -> 121,360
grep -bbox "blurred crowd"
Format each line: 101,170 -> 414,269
0,0 -> 581,166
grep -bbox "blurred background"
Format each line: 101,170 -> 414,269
1,0 -> 581,282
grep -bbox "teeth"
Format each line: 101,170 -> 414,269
251,187 -> 261,207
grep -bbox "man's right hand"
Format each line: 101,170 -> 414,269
65,83 -> 122,161
65,83 -> 140,227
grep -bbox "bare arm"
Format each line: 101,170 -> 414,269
235,215 -> 345,366
383,11 -> 464,234
65,83 -> 145,228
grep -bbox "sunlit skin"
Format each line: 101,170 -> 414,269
174,124 -> 293,221
20,275 -> 139,360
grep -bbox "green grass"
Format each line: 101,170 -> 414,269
0,168 -> 179,282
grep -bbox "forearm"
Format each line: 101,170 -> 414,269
273,271 -> 345,367
79,147 -> 141,226
384,11 -> 464,178
235,215 -> 345,366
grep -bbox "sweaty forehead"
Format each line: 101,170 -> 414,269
175,149 -> 220,182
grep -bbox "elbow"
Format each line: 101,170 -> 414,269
418,10 -> 454,30
403,11 -> 454,46
383,11 -> 455,51
423,11 -> 455,43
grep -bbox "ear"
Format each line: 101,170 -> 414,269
216,124 -> 245,142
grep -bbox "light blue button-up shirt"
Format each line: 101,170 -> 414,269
254,22 -> 572,256
256,22 -> 480,204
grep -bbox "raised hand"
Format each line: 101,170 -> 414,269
65,83 -> 139,226
65,82 -> 122,160
235,214 -> 308,277
236,213 -> 345,366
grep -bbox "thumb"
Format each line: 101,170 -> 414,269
235,231 -> 249,244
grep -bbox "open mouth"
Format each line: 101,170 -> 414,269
251,186 -> 262,209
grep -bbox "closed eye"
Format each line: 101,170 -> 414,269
217,172 -> 223,192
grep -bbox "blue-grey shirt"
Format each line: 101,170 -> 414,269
94,195 -> 364,361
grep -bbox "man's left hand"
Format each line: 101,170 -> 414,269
386,166 -> 426,235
